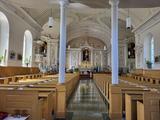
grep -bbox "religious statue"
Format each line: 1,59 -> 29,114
83,49 -> 89,61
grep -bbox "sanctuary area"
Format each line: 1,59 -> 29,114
0,0 -> 160,120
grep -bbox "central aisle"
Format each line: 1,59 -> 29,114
67,80 -> 109,120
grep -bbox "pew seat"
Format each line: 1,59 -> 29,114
93,73 -> 160,120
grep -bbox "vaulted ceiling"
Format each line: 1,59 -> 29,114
4,0 -> 160,8
1,0 -> 160,47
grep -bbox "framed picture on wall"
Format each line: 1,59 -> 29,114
17,53 -> 22,61
155,56 -> 160,63
9,50 -> 16,60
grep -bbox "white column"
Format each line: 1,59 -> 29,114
54,40 -> 59,65
79,50 -> 81,66
58,0 -> 68,84
69,50 -> 72,69
47,40 -> 51,66
91,50 -> 93,66
100,51 -> 103,71
124,43 -> 128,67
109,0 -> 119,84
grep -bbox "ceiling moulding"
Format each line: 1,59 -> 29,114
16,7 -> 42,31
133,10 -> 160,34
0,1 -> 42,32
1,1 -> 42,32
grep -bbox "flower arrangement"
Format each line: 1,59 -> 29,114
0,56 -> 3,63
24,58 -> 29,67
24,56 -> 31,67
146,60 -> 152,65
74,68 -> 79,73
146,60 -> 152,68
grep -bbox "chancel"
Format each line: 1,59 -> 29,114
0,0 -> 160,120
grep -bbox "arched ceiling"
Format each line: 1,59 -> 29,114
1,0 -> 160,48
67,20 -> 111,41
40,10 -> 135,45
69,0 -> 160,8
68,36 -> 106,49
2,0 -> 160,27
4,0 -> 160,8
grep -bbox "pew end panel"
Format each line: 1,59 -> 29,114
109,85 -> 122,120
125,93 -> 143,120
143,92 -> 160,120
0,90 -> 43,120
137,101 -> 144,120
56,84 -> 66,119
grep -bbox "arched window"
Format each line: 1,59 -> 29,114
150,37 -> 154,64
0,11 -> 9,66
144,33 -> 154,68
22,30 -> 33,67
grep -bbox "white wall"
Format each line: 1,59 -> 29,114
135,11 -> 160,70
0,4 -> 41,67
0,11 -> 9,66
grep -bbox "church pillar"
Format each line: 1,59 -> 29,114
53,40 -> 59,66
58,0 -> 68,84
109,0 -> 119,84
79,50 -> 81,66
47,39 -> 59,67
91,49 -> 93,66
47,40 -> 52,66
100,51 -> 103,71
69,50 -> 72,69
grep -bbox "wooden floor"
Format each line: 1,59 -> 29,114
67,79 -> 109,120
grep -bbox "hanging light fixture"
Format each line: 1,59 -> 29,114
126,8 -> 131,29
68,45 -> 71,49
48,8 -> 54,28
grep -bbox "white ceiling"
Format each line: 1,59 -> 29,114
3,0 -> 160,27
2,0 -> 160,47
4,0 -> 160,8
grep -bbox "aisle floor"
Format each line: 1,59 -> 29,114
67,80 -> 109,120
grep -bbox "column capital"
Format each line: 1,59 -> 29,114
59,0 -> 69,7
109,0 -> 119,6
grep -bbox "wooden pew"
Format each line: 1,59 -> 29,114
0,77 -> 14,84
131,69 -> 160,85
137,101 -> 144,120
143,92 -> 160,120
0,73 -> 80,120
126,91 -> 160,120
125,94 -> 143,120
0,80 -> 57,120
93,73 -> 160,120
0,90 -> 43,120
0,86 -> 56,120
38,91 -> 55,120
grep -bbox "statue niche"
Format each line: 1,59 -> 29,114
82,48 -> 90,62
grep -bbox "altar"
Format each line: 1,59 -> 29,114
66,40 -> 108,71
79,61 -> 93,79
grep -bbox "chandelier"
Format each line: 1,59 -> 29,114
126,8 -> 131,29
48,9 -> 54,28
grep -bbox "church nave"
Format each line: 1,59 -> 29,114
67,80 -> 108,120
